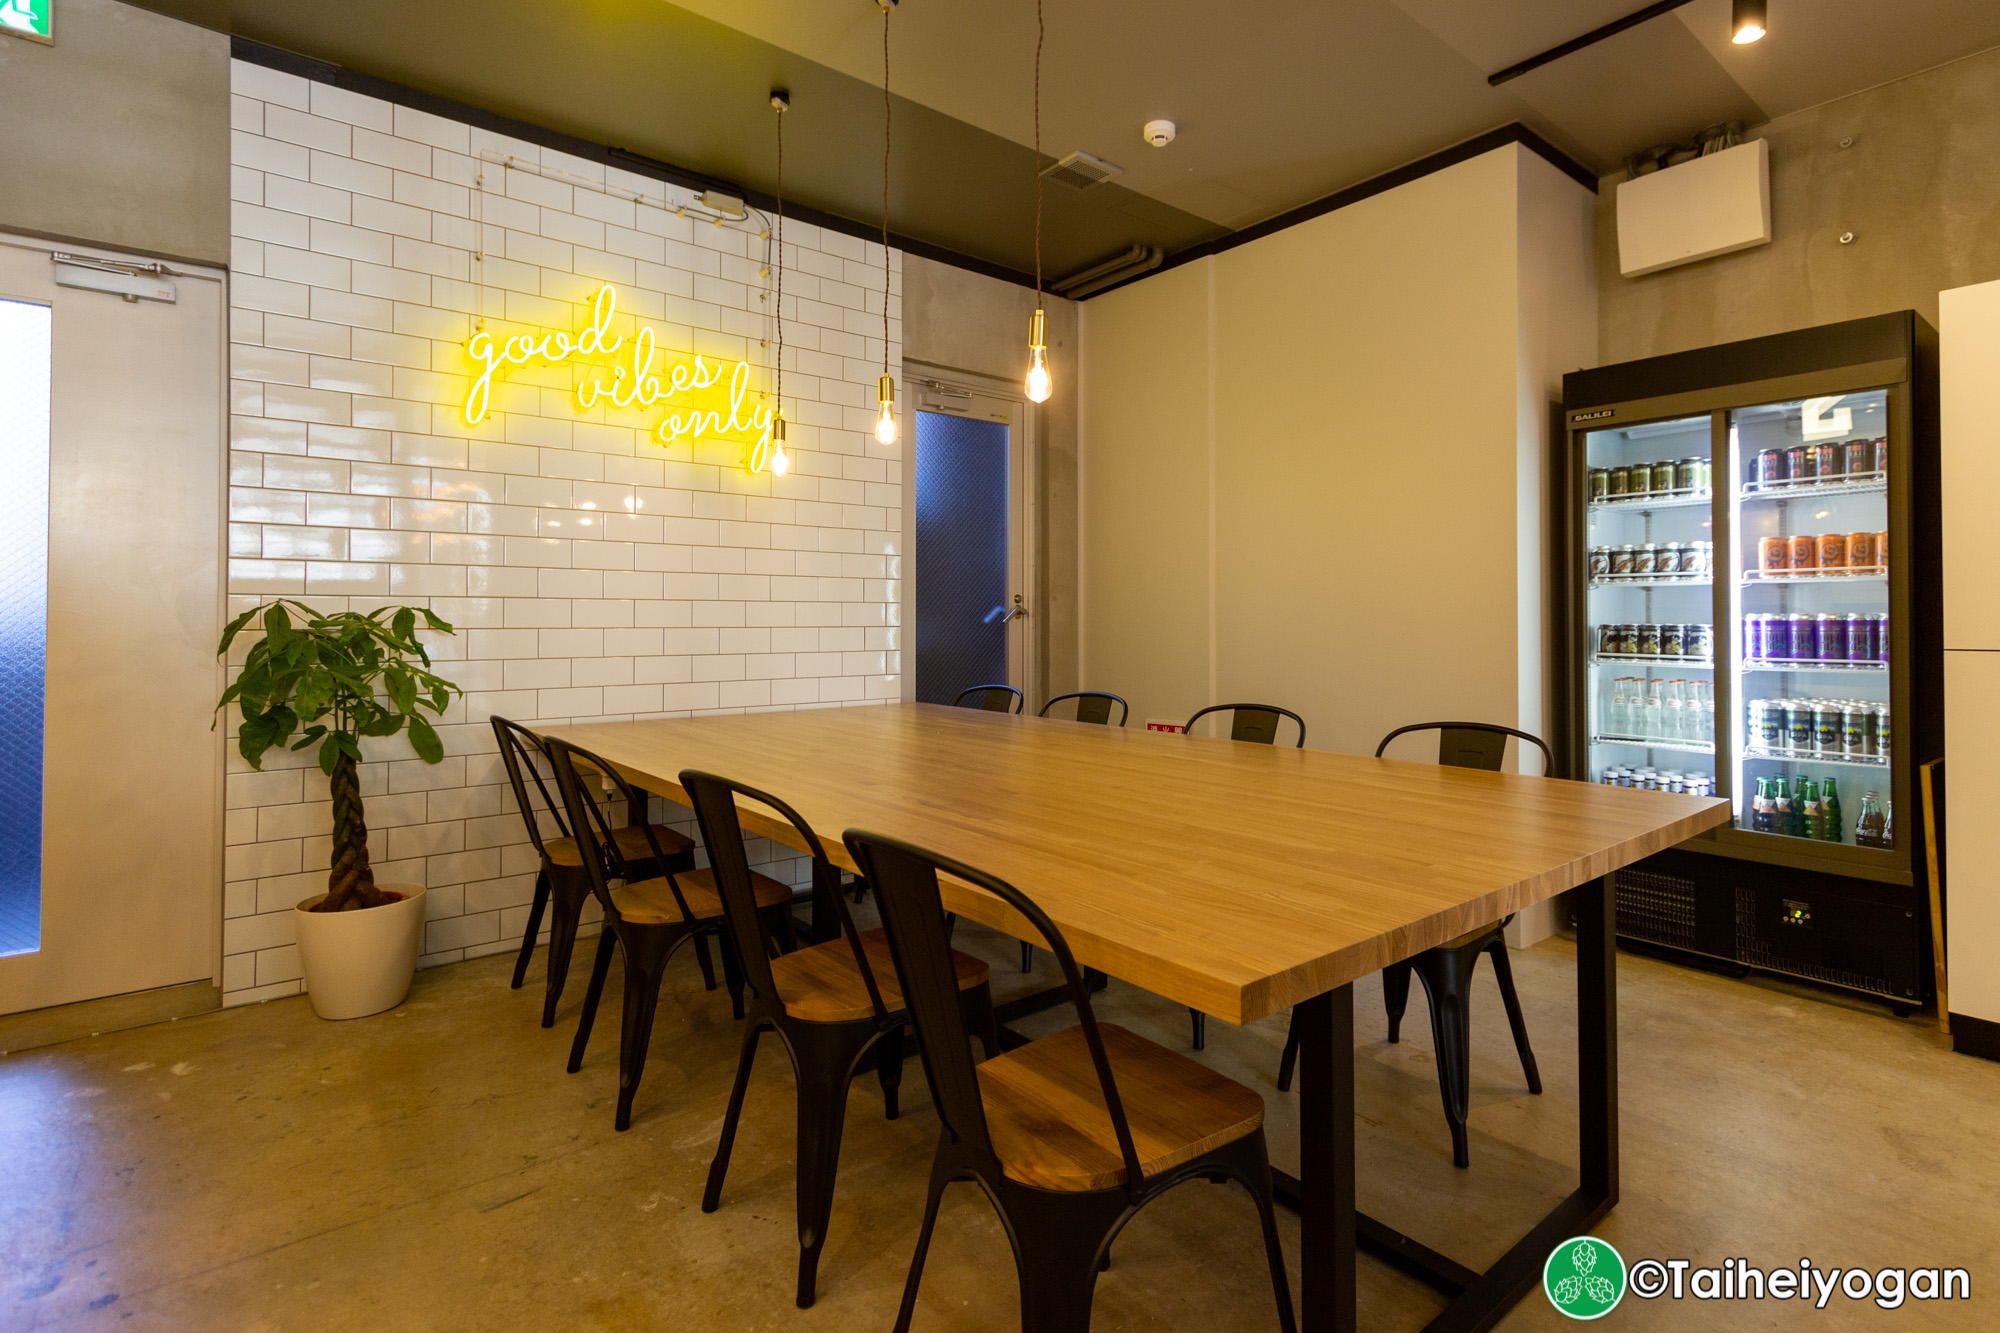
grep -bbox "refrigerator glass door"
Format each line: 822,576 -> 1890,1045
1727,389 -> 1893,849
1582,414 -> 1717,794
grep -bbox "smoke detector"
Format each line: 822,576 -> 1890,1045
1143,119 -> 1176,148
1040,150 -> 1124,190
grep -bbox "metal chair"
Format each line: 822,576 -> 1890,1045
545,738 -> 796,1131
845,828 -> 1297,1333
1277,721 -> 1551,1168
1038,691 -> 1129,726
492,716 -> 702,1027
1181,702 -> 1305,1049
953,684 -> 1025,714
687,770 -> 999,1309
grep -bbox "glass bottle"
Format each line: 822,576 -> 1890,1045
1856,792 -> 1887,848
1821,777 -> 1844,843
1643,678 -> 1665,741
1751,776 -> 1774,832
1771,775 -> 1795,838
1800,778 -> 1825,841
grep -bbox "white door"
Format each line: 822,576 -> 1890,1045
905,374 -> 1035,707
0,236 -> 225,1015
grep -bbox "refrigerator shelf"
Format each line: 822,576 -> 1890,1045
1592,734 -> 1716,756
1592,652 -> 1714,667
1739,472 -> 1886,501
1589,491 -> 1713,513
1743,659 -> 1888,673
1742,746 -> 1890,769
1589,574 -> 1713,588
1740,569 -> 1886,585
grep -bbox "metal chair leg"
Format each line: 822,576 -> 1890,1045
511,867 -> 550,989
1243,1131 -> 1301,1333
960,980 -> 1001,1061
1189,1008 -> 1206,1051
1413,954 -> 1474,1168
1486,938 -> 1543,1094
540,876 -> 589,1028
790,1027 -> 874,1308
996,1179 -> 1129,1333
875,1023 -> 905,1121
568,929 -> 616,1073
1276,1009 -> 1302,1092
1383,960 -> 1414,1043
1020,940 -> 1034,973
613,928 -> 677,1131
893,1151 -> 953,1333
703,1019 -> 766,1212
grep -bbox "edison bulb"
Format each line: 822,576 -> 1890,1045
875,401 -> 898,445
772,446 -> 789,476
1025,346 -> 1052,403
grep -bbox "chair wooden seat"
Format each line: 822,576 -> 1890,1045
769,927 -> 990,1023
544,823 -> 695,868
610,866 -> 791,926
978,1022 -> 1265,1191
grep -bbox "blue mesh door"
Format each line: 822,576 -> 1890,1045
915,410 -> 1010,705
0,298 -> 49,957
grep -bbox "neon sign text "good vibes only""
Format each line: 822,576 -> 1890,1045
462,285 -> 779,471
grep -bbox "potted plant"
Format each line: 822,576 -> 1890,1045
217,601 -> 461,1019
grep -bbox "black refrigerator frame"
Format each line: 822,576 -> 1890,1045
1558,312 -> 1941,1008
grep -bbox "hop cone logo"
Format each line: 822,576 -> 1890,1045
1543,1236 -> 1626,1320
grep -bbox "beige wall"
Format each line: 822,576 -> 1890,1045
1598,44 -> 2000,364
0,0 -> 231,266
1080,145 -> 1596,761
903,255 -> 1079,697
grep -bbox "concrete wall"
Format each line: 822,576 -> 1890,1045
0,0 -> 230,265
902,255 -> 1079,697
1080,145 -> 1597,763
1598,45 -> 2000,364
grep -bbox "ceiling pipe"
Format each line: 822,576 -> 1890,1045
1052,245 -> 1164,299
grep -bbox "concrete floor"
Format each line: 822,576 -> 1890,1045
4,915 -> 1997,1331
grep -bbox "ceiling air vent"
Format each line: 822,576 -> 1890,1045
1040,150 -> 1124,190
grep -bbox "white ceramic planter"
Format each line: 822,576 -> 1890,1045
293,883 -> 427,1020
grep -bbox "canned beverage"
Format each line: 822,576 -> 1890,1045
1636,543 -> 1658,575
1758,537 -> 1790,574
1650,460 -> 1677,495
1755,448 -> 1787,485
1845,613 -> 1875,662
1787,444 -> 1815,483
1872,437 -> 1889,475
1598,623 -> 1621,655
1696,458 -> 1713,494
1789,533 -> 1818,572
1612,545 -> 1636,575
1815,702 -> 1844,753
1817,533 -> 1847,570
1788,702 -> 1815,752
1846,438 -> 1874,477
1813,441 -> 1845,479
1748,698 -> 1769,744
1816,613 -> 1848,661
1761,700 -> 1788,748
1659,541 -> 1683,574
1874,705 -> 1891,754
1675,457 -> 1702,492
1876,531 -> 1890,572
1589,546 -> 1611,577
1870,612 -> 1890,661
1846,531 -> 1877,569
1842,707 -> 1868,756
1589,468 -> 1609,501
1661,623 -> 1685,657
1743,614 -> 1768,661
1684,540 -> 1708,575
1685,623 -> 1712,660
1637,623 -> 1662,656
1786,613 -> 1814,660
1607,465 -> 1630,497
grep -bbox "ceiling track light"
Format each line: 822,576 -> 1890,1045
875,0 -> 899,447
1024,0 -> 1052,406
1732,0 -> 1767,44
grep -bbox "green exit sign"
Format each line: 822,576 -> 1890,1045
0,0 -> 52,45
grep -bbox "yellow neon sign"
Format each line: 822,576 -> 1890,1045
463,285 -> 780,472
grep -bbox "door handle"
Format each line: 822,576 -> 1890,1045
999,594 -> 1028,623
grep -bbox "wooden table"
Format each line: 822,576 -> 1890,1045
547,705 -> 1729,1331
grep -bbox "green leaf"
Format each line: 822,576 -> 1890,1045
217,606 -> 259,654
406,714 -> 444,764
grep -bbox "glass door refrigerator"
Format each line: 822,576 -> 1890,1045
1558,313 -> 1940,1012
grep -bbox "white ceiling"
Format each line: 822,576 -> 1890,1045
669,0 -> 2000,229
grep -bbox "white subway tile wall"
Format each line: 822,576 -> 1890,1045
224,61 -> 904,1005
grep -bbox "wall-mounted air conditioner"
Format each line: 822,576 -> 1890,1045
1616,139 -> 1771,278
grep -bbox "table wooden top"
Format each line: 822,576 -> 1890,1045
545,705 -> 1728,1025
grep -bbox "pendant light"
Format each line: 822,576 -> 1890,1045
766,89 -> 791,476
1023,0 -> 1051,404
1731,0 -> 1767,43
874,0 -> 899,447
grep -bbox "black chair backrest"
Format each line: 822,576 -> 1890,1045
491,716 -> 572,857
544,737 -> 698,925
680,770 -> 886,1019
845,829 -> 1146,1197
1185,702 -> 1306,748
1039,691 -> 1129,726
953,684 -> 1024,714
1374,721 -> 1558,779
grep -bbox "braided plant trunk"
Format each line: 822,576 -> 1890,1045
322,749 -> 387,912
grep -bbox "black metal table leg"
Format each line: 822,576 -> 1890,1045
809,859 -> 843,944
1296,985 -> 1356,1333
